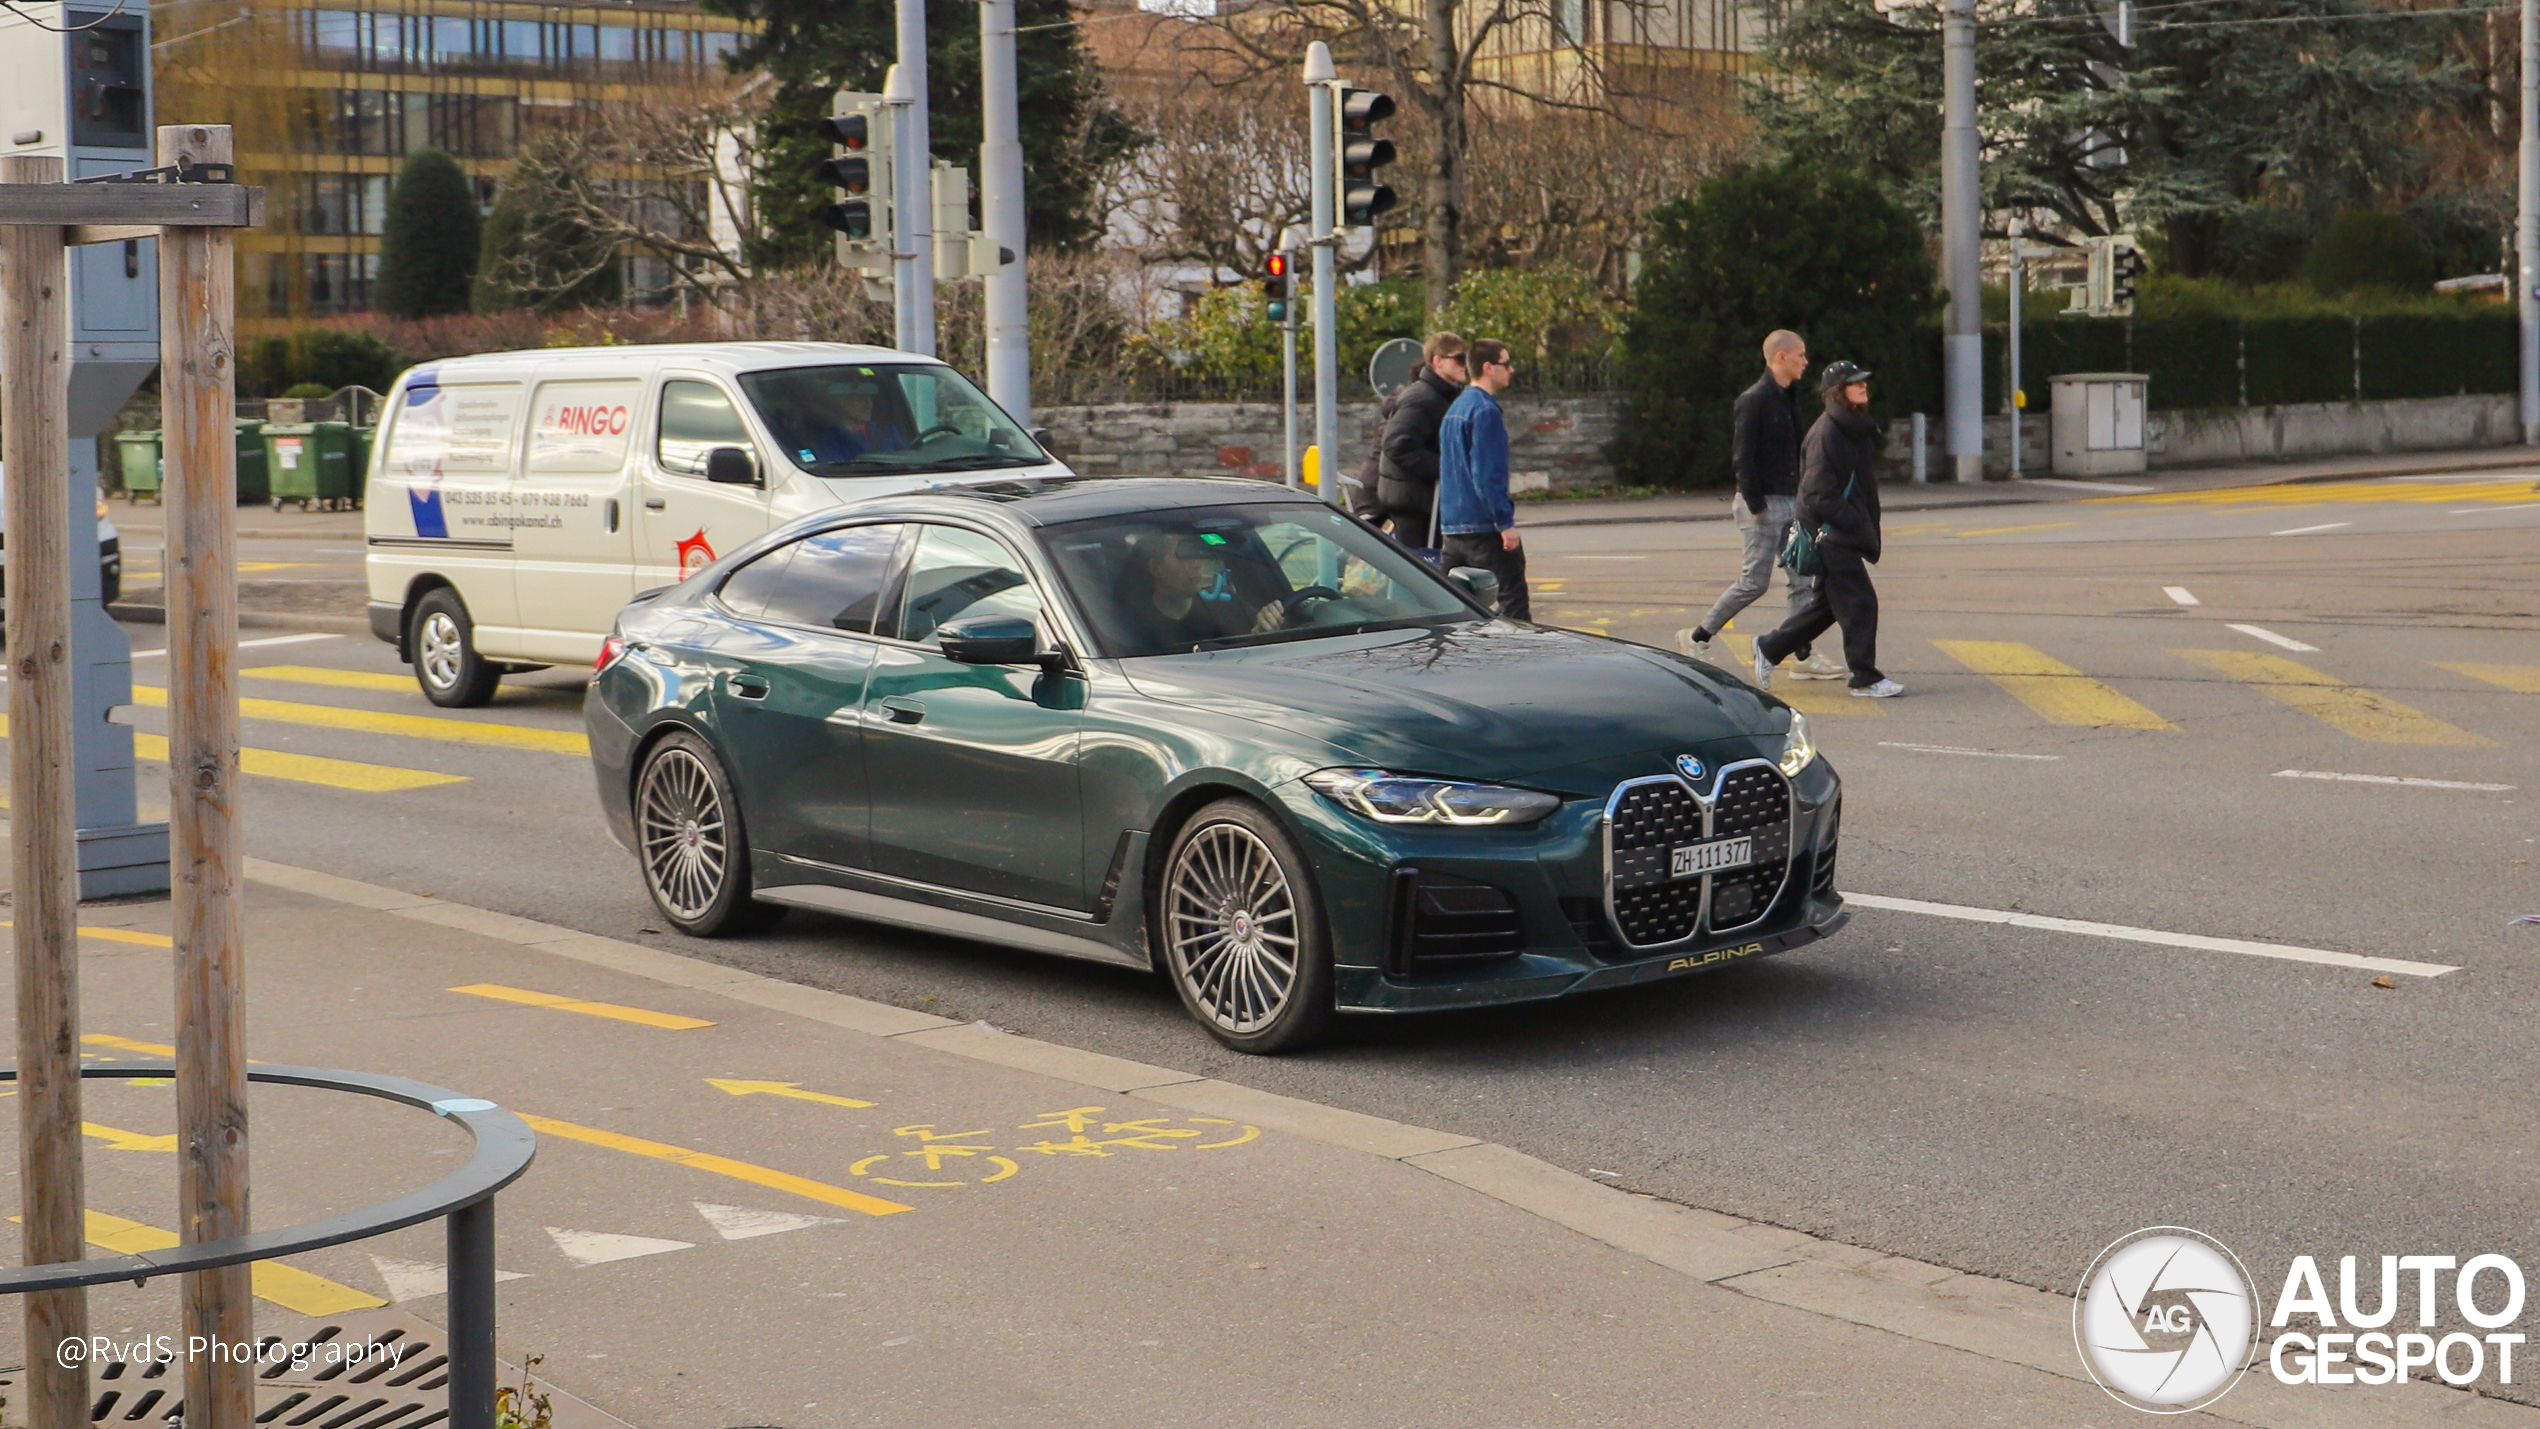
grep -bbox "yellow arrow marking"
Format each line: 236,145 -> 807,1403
706,1078 -> 876,1109
83,1122 -> 177,1152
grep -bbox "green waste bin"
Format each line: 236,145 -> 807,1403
338,425 -> 373,510
234,419 -> 268,505
261,421 -> 352,512
114,430 -> 162,503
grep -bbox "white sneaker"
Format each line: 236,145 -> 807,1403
1751,643 -> 1774,689
1849,678 -> 1905,699
1791,651 -> 1847,681
1677,628 -> 1713,660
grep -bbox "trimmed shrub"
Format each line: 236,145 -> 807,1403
374,150 -> 481,320
2132,316 -> 2240,410
2302,211 -> 2437,298
2244,317 -> 2354,406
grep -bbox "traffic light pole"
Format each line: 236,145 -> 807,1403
1282,269 -> 1301,491
978,0 -> 1030,423
891,0 -> 935,357
2520,0 -> 2538,444
2008,219 -> 2023,480
1941,0 -> 1983,482
1304,43 -> 1340,506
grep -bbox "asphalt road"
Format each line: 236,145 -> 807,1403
96,469 -> 2540,1371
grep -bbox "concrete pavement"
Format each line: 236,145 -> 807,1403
1,854 -> 2528,1425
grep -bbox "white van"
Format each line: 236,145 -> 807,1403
363,342 -> 1070,705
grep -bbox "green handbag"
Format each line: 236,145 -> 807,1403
1777,474 -> 1853,578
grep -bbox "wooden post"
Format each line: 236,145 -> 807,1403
158,123 -> 252,1429
1,150 -> 92,1429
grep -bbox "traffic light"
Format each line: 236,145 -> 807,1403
2108,239 -> 2145,316
1263,252 -> 1291,323
819,91 -> 892,274
1337,86 -> 1397,227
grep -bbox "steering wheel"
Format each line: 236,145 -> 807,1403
1271,586 -> 1345,625
913,423 -> 965,443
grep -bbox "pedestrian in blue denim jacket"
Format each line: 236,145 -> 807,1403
1435,338 -> 1531,619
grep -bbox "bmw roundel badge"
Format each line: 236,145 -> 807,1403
1675,754 -> 1706,783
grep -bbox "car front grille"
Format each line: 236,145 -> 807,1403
1602,760 -> 1796,952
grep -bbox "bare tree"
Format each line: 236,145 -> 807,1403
1106,64 -> 1317,278
1460,89 -> 1744,289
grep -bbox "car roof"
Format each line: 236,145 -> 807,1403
826,476 -> 1327,528
401,341 -> 944,385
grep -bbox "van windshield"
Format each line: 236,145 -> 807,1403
735,364 -> 1044,478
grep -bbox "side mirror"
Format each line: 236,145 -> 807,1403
1448,565 -> 1502,612
704,446 -> 759,486
1027,427 -> 1053,451
938,614 -> 1041,666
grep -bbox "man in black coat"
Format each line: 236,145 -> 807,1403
1684,329 -> 1834,678
1372,332 -> 1467,547
1754,361 -> 1902,698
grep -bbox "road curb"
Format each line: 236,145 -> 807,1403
234,855 -> 2534,1426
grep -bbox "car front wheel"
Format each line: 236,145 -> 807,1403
410,588 -> 501,707
1159,798 -> 1334,1054
635,730 -> 782,937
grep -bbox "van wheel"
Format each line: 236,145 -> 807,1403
410,588 -> 500,707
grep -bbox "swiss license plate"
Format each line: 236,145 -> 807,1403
1670,836 -> 1753,880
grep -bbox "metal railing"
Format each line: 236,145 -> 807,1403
0,1063 -> 536,1429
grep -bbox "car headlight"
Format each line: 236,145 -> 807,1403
1777,712 -> 1816,777
1303,768 -> 1561,827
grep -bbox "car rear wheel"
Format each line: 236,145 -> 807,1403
1159,798 -> 1333,1054
410,588 -> 500,708
635,730 -> 783,937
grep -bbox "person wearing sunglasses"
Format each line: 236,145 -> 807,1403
1435,337 -> 1532,620
1369,331 -> 1469,548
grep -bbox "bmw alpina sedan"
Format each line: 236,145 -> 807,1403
587,477 -> 1846,1053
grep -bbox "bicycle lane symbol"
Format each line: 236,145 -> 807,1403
846,1107 -> 1262,1189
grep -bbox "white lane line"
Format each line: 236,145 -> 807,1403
1876,742 -> 2063,761
1561,555 -> 1648,562
130,632 -> 341,659
2163,586 -> 2199,606
1840,892 -> 2459,978
2450,502 -> 2540,514
2272,522 -> 2352,536
2225,623 -> 2318,652
2020,477 -> 2154,493
2275,769 -> 2515,792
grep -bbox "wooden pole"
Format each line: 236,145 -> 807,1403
158,123 -> 251,1429
1,150 -> 92,1429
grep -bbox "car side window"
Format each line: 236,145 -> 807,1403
756,524 -> 907,634
657,380 -> 750,477
891,525 -> 1039,644
715,543 -> 796,619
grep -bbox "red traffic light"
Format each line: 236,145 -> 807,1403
1265,253 -> 1288,279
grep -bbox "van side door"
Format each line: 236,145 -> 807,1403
638,376 -> 772,587
511,376 -> 645,664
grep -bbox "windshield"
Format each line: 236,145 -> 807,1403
1040,502 -> 1480,658
735,363 -> 1044,478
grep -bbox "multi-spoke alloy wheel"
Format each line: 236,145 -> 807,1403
1160,799 -> 1333,1054
633,732 -> 779,936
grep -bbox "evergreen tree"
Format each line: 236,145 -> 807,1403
375,149 -> 480,318
696,0 -> 1139,266
472,140 -> 625,314
1609,161 -> 1941,491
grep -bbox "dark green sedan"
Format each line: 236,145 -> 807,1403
586,477 -> 1846,1053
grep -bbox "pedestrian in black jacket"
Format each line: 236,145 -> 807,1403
1683,330 -> 1834,678
1374,332 -> 1467,547
1754,361 -> 1903,698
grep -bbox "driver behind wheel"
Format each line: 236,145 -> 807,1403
1116,532 -> 1277,649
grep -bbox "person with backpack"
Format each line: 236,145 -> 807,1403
1752,360 -> 1903,698
1684,330 -> 1838,679
1374,332 -> 1467,548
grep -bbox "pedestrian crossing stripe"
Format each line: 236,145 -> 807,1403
2175,650 -> 2489,745
2435,662 -> 2540,696
0,714 -> 465,792
1932,641 -> 2174,730
131,685 -> 589,756
244,664 -> 421,693
2095,477 -> 2540,508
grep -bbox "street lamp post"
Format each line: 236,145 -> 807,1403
1304,42 -> 1339,504
1941,0 -> 1983,481
2521,0 -> 2538,444
978,0 -> 1030,422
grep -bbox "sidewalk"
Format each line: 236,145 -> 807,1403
1522,442 -> 2540,528
9,853 -> 2528,1427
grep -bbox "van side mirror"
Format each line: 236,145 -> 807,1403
1028,427 -> 1053,451
704,446 -> 758,486
937,614 -> 1040,666
1448,565 -> 1501,612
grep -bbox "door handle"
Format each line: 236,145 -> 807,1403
878,697 -> 927,725
604,498 -> 619,533
728,674 -> 770,701
643,497 -> 667,511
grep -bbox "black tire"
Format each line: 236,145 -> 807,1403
632,730 -> 784,937
99,562 -> 119,606
408,587 -> 501,708
1156,797 -> 1335,1054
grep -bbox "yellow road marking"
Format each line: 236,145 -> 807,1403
69,1211 -> 387,1315
131,686 -> 588,756
243,665 -> 415,693
1932,641 -> 2174,730
2176,650 -> 2489,745
518,1113 -> 913,1218
1715,634 -> 1882,716
451,983 -> 715,1030
1885,522 -> 1952,535
83,1033 -> 175,1056
2093,477 -> 2540,508
707,1078 -> 877,1109
0,712 -> 464,792
1955,521 -> 2078,537
236,561 -> 310,573
83,1122 -> 177,1152
2436,662 -> 2540,695
0,921 -> 174,948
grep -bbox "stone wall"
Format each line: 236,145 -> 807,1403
1036,393 -> 1623,494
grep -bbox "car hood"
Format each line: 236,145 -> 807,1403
1117,620 -> 1789,792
